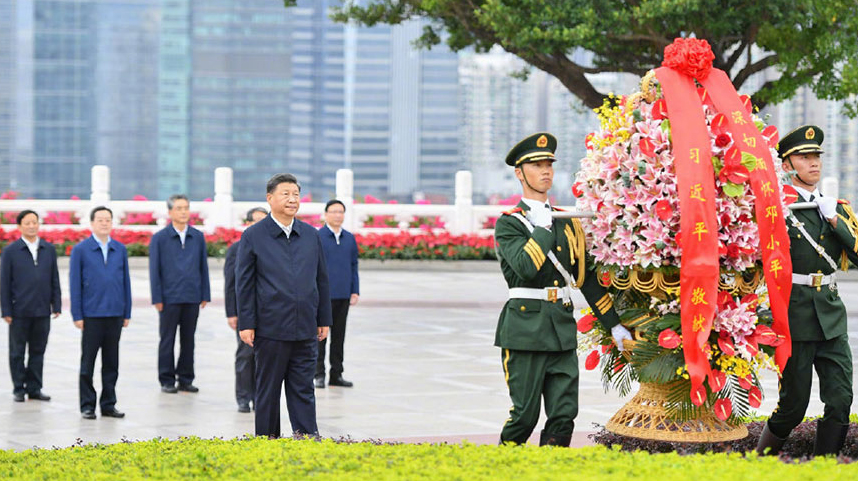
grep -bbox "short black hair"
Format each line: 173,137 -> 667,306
245,207 -> 268,222
167,194 -> 189,210
16,210 -> 39,225
90,206 -> 113,221
325,199 -> 346,213
266,173 -> 301,194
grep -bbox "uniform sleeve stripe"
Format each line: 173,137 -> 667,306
523,243 -> 544,270
596,294 -> 613,313
525,239 -> 546,265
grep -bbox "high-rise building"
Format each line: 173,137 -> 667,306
0,0 -> 14,192
460,48 -> 637,204
459,50 -> 543,202
15,0 -> 98,199
346,20 -> 460,200
95,0 -> 160,200
159,0 -> 292,201
287,0 -> 345,198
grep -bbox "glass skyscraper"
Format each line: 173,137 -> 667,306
0,0 -> 14,191
159,0 -> 292,201
95,0 -> 160,199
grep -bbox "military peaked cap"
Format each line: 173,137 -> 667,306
505,133 -> 558,167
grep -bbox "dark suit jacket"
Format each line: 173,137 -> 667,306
224,241 -> 239,318
236,215 -> 332,341
149,225 -> 211,305
318,226 -> 360,300
1,238 -> 61,318
69,236 -> 132,321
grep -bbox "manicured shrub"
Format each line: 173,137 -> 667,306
1,437 -> 858,480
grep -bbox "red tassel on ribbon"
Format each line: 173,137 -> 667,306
655,67 -> 719,395
699,70 -> 793,372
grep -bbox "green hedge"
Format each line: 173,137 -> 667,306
1,438 -> 856,480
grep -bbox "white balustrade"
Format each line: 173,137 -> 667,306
2,166 -> 838,236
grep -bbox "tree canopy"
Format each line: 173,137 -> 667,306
285,0 -> 858,115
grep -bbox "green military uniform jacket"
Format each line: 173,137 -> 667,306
494,201 -> 620,351
787,201 -> 858,341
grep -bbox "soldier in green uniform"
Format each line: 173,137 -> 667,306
757,125 -> 858,456
494,132 -> 632,446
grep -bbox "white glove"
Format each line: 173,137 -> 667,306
528,207 -> 553,229
816,196 -> 838,220
611,324 -> 633,352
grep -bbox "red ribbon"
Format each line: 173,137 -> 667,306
699,70 -> 793,371
655,67 -> 719,394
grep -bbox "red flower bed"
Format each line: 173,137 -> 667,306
0,228 -> 498,260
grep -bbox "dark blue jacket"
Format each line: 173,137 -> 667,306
318,225 -> 359,300
236,215 -> 332,341
69,236 -> 132,321
1,238 -> 61,318
149,225 -> 211,305
223,241 -> 239,318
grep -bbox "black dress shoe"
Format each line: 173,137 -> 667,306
161,384 -> 178,393
314,376 -> 325,389
28,391 -> 51,401
178,384 -> 199,393
81,410 -> 97,420
13,393 -> 25,402
102,408 -> 125,418
238,403 -> 251,413
328,376 -> 353,388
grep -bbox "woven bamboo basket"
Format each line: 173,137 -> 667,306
605,382 -> 748,443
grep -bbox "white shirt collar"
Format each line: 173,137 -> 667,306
326,224 -> 342,245
521,197 -> 551,212
794,185 -> 820,202
173,224 -> 188,244
271,215 -> 294,237
22,236 -> 40,262
22,236 -> 40,249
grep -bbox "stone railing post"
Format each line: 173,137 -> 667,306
336,169 -> 355,232
87,165 -> 111,222
453,170 -> 473,234
208,167 -> 234,230
821,176 -> 839,200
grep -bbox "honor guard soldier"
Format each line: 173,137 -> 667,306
494,133 -> 632,446
757,125 -> 858,456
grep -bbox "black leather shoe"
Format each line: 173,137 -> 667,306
81,410 -> 96,420
28,391 -> 51,401
813,418 -> 849,456
314,376 -> 325,389
539,429 -> 572,447
328,375 -> 353,388
756,422 -> 787,456
238,403 -> 251,413
161,384 -> 178,393
102,408 -> 125,418
178,384 -> 199,393
13,393 -> 25,402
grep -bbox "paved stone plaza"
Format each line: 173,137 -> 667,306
1,259 -> 856,451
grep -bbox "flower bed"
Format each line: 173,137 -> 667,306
0,229 -> 497,260
1,436 -> 856,480
593,418 -> 858,459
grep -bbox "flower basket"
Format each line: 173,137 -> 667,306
605,382 -> 747,443
575,38 -> 794,441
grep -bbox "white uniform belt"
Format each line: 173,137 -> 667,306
509,287 -> 571,304
792,272 -> 835,287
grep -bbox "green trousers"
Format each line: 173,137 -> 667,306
768,334 -> 853,438
500,348 -> 578,444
